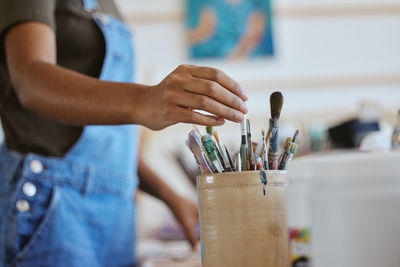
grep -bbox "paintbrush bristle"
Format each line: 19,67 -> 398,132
292,129 -> 299,143
206,126 -> 213,135
270,91 -> 283,119
212,131 -> 220,142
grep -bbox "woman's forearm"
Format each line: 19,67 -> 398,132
137,157 -> 178,207
22,61 -> 149,126
12,60 -> 149,126
6,22 -> 248,131
187,9 -> 216,45
6,22 -> 149,126
138,157 -> 200,249
230,12 -> 266,59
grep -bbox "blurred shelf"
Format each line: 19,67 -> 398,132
125,4 -> 400,24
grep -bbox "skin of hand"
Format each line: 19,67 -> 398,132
230,11 -> 266,59
5,22 -> 248,130
167,193 -> 199,250
138,157 -> 199,249
139,64 -> 248,130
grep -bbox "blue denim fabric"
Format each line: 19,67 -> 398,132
82,0 -> 98,12
0,1 -> 139,266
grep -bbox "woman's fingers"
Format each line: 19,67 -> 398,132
183,77 -> 248,114
175,92 -> 244,123
151,64 -> 248,129
174,107 -> 225,126
171,64 -> 248,121
183,65 -> 248,101
183,221 -> 199,250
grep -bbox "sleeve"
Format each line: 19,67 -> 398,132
0,0 -> 56,42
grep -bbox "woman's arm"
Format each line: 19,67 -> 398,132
137,157 -> 199,249
5,22 -> 248,130
187,8 -> 216,45
230,11 -> 266,59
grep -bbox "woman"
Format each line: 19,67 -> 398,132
0,0 -> 248,266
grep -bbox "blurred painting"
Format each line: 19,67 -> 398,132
186,0 -> 274,59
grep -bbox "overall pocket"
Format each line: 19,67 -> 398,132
8,177 -> 60,262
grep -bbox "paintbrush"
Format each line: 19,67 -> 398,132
186,139 -> 207,173
240,115 -> 248,171
279,129 -> 299,169
288,143 -> 298,161
268,91 -> 284,170
201,134 -> 224,173
192,125 -> 201,135
187,131 -> 213,173
253,142 -> 260,157
279,137 -> 292,167
280,143 -> 298,170
278,137 -> 292,170
192,129 -> 216,172
206,126 -> 213,135
206,126 -> 226,171
292,129 -> 299,143
255,155 -> 263,170
262,129 -> 271,170
246,119 -> 256,170
262,130 -> 267,169
213,131 -> 233,172
252,142 -> 258,150
236,152 -> 242,172
225,146 -> 236,172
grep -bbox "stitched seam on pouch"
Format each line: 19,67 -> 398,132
198,182 -> 288,190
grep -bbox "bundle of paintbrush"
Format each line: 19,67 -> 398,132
278,130 -> 299,170
186,91 -> 299,174
187,126 -> 235,173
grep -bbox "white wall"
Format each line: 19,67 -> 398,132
117,0 -> 400,118
114,0 -> 400,236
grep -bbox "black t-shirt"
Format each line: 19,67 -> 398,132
0,0 -> 122,157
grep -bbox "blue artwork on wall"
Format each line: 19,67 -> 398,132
186,0 -> 274,59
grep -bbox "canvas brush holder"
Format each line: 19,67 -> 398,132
197,170 -> 289,267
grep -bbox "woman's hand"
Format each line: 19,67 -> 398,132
138,158 -> 199,249
139,64 -> 248,130
168,194 -> 200,250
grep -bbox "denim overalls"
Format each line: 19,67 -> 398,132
0,0 -> 139,266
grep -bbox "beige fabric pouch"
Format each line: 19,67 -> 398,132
197,170 -> 289,267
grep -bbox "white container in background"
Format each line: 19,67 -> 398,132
287,158 -> 313,267
306,152 -> 400,267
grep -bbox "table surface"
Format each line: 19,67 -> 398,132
138,239 -> 201,267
